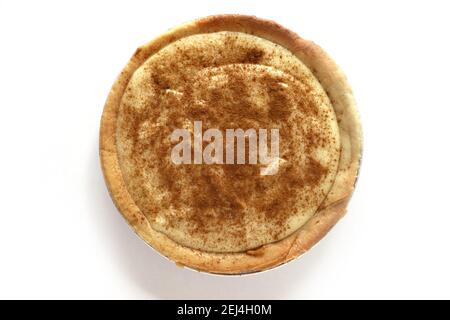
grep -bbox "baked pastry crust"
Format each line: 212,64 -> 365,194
100,14 -> 362,274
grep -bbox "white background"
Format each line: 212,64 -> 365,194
1,0 -> 449,299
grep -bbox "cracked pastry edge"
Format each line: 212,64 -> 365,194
100,14 -> 363,274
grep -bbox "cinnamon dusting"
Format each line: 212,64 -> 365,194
116,32 -> 340,252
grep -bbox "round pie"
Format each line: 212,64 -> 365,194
100,15 -> 362,274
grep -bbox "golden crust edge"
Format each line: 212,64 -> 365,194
99,14 -> 362,275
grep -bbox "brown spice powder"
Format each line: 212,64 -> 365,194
117,33 -> 337,251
